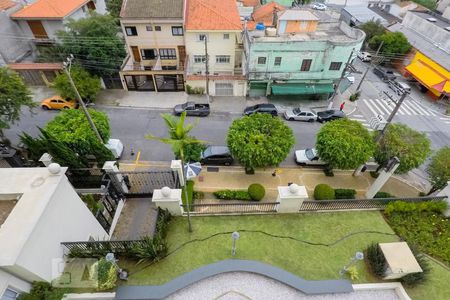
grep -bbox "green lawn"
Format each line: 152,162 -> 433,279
123,212 -> 398,284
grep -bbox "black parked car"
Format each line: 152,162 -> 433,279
372,66 -> 399,82
173,102 -> 210,117
244,104 -> 278,116
316,109 -> 345,122
200,146 -> 234,166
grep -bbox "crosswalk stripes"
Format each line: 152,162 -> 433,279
440,117 -> 450,124
361,98 -> 436,117
349,115 -> 373,131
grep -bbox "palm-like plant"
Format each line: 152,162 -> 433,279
146,111 -> 202,232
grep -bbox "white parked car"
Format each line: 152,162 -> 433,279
284,108 -> 317,122
357,51 -> 372,62
105,139 -> 124,159
346,76 -> 355,84
294,148 -> 327,166
312,3 -> 327,10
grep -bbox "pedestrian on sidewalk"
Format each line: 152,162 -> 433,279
339,101 -> 345,111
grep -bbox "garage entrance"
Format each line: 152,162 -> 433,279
215,82 -> 234,96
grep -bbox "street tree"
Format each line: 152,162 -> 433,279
427,146 -> 450,194
369,32 -> 411,57
359,20 -> 385,43
53,66 -> 101,102
375,124 -> 431,174
316,119 -> 374,169
58,13 -> 126,77
0,67 -> 35,138
227,114 -> 294,172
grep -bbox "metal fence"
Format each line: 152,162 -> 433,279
66,168 -> 105,189
298,196 -> 447,212
182,202 -> 280,215
61,239 -> 148,254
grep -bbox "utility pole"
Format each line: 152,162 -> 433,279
329,48 -> 354,109
204,36 -> 210,104
356,41 -> 384,92
375,91 -> 408,143
63,55 -> 103,143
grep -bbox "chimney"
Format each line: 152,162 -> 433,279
272,6 -> 279,27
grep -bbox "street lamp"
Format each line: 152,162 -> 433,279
231,231 -> 240,256
105,253 -> 128,280
339,251 -> 364,276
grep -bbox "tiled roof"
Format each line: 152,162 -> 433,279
0,0 -> 16,11
120,0 -> 184,19
252,1 -> 285,26
8,63 -> 63,70
11,0 -> 88,19
186,0 -> 242,31
242,0 -> 261,7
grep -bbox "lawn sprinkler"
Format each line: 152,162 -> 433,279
231,231 -> 240,256
339,251 -> 364,276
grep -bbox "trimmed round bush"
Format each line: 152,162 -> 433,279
248,183 -> 265,201
314,184 -> 335,200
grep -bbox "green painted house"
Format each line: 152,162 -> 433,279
243,9 -> 365,98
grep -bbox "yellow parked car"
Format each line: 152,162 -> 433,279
41,96 -> 78,110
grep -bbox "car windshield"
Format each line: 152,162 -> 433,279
305,148 -> 315,160
202,147 -> 212,157
293,108 -> 301,114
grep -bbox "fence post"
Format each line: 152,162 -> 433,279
436,181 -> 450,217
152,187 -> 183,216
171,160 -> 184,186
277,184 -> 308,213
103,161 -> 129,193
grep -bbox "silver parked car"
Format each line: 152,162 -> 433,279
294,148 -> 327,166
284,108 -> 317,122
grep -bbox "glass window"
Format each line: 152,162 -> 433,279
257,57 -> 266,64
146,25 -> 153,31
125,26 -> 137,36
216,55 -> 230,64
198,34 -> 207,41
194,55 -> 206,63
300,59 -> 312,71
159,48 -> 176,60
274,57 -> 282,66
140,49 -> 157,60
1,288 -> 20,300
155,26 -> 161,31
329,62 -> 342,71
223,33 -> 230,39
171,26 -> 183,36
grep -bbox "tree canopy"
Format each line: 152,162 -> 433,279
106,0 -> 123,19
0,67 -> 35,136
359,20 -> 385,43
57,13 -> 126,76
375,124 -> 431,174
427,146 -> 450,194
369,32 -> 411,57
227,114 -> 294,169
316,119 -> 375,169
53,66 -> 101,102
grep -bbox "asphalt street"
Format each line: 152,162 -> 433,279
4,106 -> 321,166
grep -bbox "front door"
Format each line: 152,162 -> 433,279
131,46 -> 141,62
27,20 -> 48,39
177,46 -> 186,70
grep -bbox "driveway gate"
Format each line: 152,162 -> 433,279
105,170 -> 180,198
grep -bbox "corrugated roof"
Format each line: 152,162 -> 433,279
278,10 -> 318,21
11,0 -> 89,19
0,0 -> 16,11
120,0 -> 184,19
186,0 -> 242,31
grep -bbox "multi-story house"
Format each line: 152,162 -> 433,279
0,166 -> 108,299
119,0 -> 186,92
11,0 -> 106,43
0,0 -> 33,66
184,0 -> 247,96
244,9 -> 365,97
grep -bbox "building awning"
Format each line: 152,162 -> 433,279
406,61 -> 447,92
271,83 -> 334,95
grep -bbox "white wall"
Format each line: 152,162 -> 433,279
15,177 -> 108,282
0,269 -> 31,299
186,31 -> 238,75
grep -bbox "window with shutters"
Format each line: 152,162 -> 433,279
329,62 -> 342,71
159,48 -> 176,60
300,59 -> 312,71
257,57 -> 266,64
274,57 -> 282,66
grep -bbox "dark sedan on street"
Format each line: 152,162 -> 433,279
200,146 -> 234,166
316,109 -> 345,123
